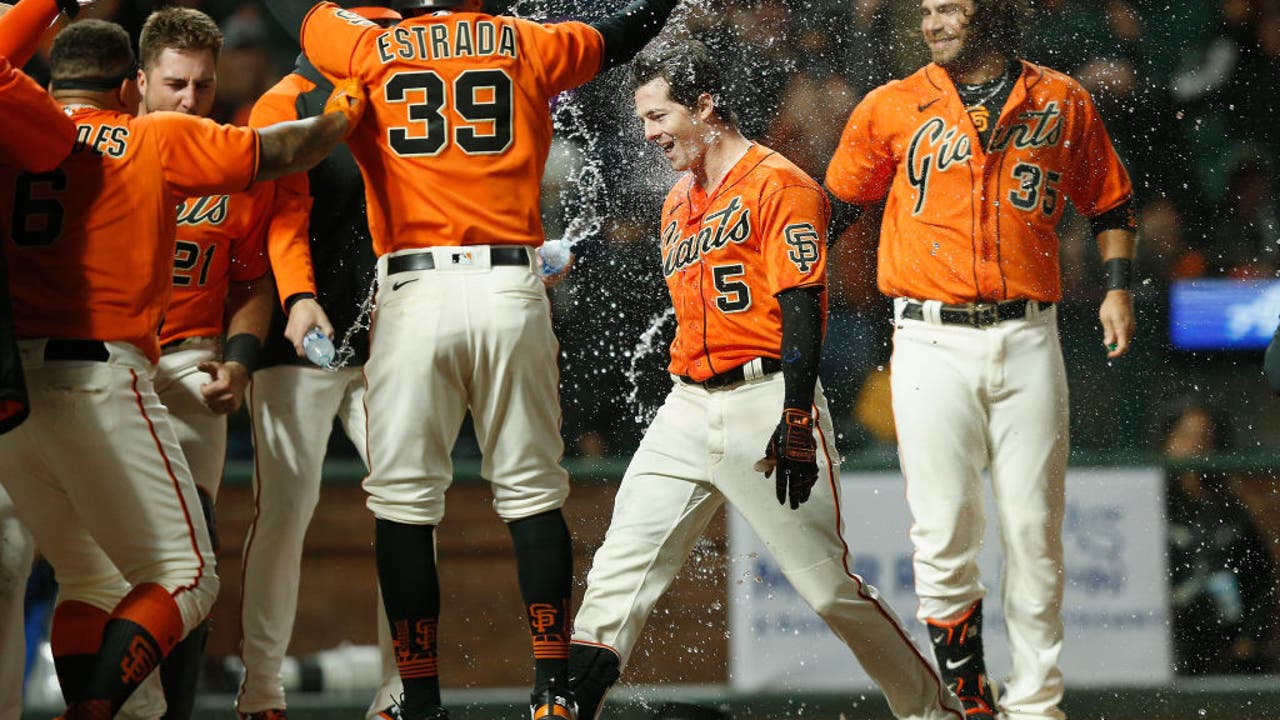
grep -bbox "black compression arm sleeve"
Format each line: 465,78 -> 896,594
1089,198 -> 1137,236
263,0 -> 318,46
826,191 -> 864,244
591,0 -> 680,71
778,286 -> 823,411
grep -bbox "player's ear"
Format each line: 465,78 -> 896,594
120,76 -> 142,115
695,92 -> 715,122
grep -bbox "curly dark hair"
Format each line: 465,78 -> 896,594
629,40 -> 739,127
49,19 -> 135,83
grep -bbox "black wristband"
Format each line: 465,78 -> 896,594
1104,257 -> 1132,292
225,333 -> 262,373
57,0 -> 81,19
284,292 -> 316,312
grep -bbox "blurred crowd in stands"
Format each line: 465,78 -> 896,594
20,0 -> 1278,456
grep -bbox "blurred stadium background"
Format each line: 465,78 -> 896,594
13,0 -> 1280,717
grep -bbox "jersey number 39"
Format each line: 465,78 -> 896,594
385,69 -> 514,157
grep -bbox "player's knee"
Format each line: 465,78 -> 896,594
494,483 -> 569,522
180,571 -> 220,631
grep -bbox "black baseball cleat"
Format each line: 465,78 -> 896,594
531,678 -> 578,720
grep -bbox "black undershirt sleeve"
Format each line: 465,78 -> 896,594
826,191 -> 864,244
1089,198 -> 1137,236
590,0 -> 680,71
777,286 -> 823,411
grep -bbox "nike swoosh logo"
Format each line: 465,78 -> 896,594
391,278 -> 419,291
944,655 -> 973,670
918,99 -> 940,112
931,633 -> 946,646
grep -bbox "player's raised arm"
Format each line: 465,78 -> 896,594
254,77 -> 365,182
0,2 -> 78,172
590,0 -> 681,70
0,0 -> 91,65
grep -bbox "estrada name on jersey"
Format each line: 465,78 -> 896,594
374,20 -> 517,63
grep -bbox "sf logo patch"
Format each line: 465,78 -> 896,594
784,223 -> 821,274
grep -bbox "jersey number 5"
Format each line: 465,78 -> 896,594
385,69 -> 514,157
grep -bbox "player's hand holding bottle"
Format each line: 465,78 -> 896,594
756,408 -> 818,509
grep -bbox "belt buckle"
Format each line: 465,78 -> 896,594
970,303 -> 998,327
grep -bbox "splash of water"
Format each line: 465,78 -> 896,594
330,277 -> 377,371
624,306 -> 676,423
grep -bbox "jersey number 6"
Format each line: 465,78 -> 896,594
385,69 -> 514,157
9,169 -> 67,247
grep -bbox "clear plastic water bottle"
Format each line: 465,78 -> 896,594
302,327 -> 335,368
536,239 -> 572,277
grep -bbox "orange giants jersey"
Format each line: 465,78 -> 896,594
824,61 -> 1134,305
248,72 -> 318,304
300,2 -> 603,255
662,144 -> 828,381
0,59 -> 75,174
0,107 -> 259,362
160,182 -> 274,345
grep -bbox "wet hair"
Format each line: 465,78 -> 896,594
629,40 -> 739,127
139,7 -> 223,72
49,19 -> 136,84
967,0 -> 1031,56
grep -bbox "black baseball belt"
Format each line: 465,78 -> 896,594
900,298 -> 1054,328
43,339 -> 110,362
387,246 -> 530,275
679,356 -> 783,390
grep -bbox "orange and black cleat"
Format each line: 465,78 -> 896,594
531,678 -> 577,720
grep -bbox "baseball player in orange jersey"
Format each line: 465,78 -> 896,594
235,6 -> 405,720
824,1 -> 1137,718
0,15 -> 365,718
259,0 -> 680,716
0,1 -> 90,715
566,41 -> 965,720
135,8 -> 276,718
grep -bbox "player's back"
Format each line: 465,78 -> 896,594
302,6 -> 603,255
0,107 -> 258,361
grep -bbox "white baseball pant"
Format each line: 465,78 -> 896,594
155,338 -> 228,499
0,339 -> 218,637
572,374 -> 964,720
890,299 -> 1069,720
238,364 -> 400,717
0,485 -> 31,720
362,246 -> 568,526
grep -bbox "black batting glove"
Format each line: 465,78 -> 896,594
755,408 -> 818,509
